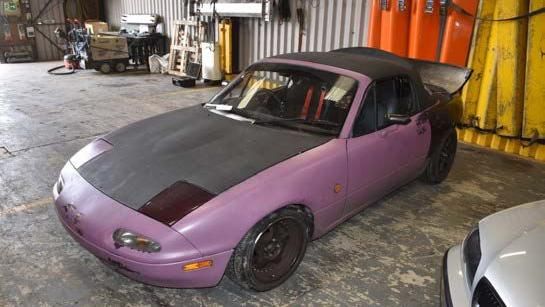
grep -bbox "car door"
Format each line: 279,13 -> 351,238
344,76 -> 430,215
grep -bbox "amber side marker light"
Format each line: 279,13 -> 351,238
183,260 -> 213,272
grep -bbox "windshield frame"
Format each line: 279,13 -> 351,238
207,58 -> 371,139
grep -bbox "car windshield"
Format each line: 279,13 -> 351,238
207,63 -> 358,136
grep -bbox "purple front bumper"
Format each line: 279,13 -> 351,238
53,162 -> 232,288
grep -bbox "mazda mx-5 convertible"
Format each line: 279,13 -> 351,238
53,47 -> 471,291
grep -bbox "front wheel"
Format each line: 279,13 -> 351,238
421,129 -> 458,184
99,62 -> 112,74
226,206 -> 311,291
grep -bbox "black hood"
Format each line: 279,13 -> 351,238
77,105 -> 332,210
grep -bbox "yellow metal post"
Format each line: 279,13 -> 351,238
474,7 -> 499,131
461,0 -> 497,127
219,19 -> 233,75
496,0 -> 529,137
523,0 -> 545,139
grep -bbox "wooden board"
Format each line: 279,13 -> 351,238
168,20 -> 203,77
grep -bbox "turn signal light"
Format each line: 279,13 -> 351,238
183,260 -> 213,272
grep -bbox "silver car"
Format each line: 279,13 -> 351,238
441,199 -> 545,306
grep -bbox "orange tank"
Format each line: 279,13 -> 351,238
367,0 -> 382,48
408,0 -> 441,61
439,0 -> 479,66
379,0 -> 412,56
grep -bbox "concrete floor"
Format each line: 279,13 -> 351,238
1,62 -> 545,307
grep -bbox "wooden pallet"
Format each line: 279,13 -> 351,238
168,20 -> 203,77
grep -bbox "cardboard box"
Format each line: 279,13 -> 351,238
85,21 -> 109,35
90,35 -> 129,61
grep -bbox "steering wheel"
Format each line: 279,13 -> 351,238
253,88 -> 283,105
249,88 -> 285,116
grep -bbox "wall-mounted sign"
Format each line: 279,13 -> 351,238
3,0 -> 21,16
25,26 -> 34,38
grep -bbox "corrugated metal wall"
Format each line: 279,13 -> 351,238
31,0 -> 66,61
238,0 -> 371,69
103,0 -> 371,71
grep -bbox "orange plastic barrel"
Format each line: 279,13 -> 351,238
367,0 -> 382,48
380,0 -> 412,56
439,0 -> 478,66
408,0 -> 441,61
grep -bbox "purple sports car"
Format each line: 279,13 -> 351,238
53,48 -> 471,291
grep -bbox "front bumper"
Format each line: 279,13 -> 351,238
56,212 -> 232,288
53,162 -> 232,288
441,245 -> 472,307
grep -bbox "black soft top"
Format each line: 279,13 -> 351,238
268,47 -> 416,80
267,47 -> 472,96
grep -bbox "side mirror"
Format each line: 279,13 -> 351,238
387,114 -> 411,125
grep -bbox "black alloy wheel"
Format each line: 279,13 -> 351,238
227,206 -> 311,291
251,217 -> 305,285
422,129 -> 458,184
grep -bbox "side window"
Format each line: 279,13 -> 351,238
352,76 -> 419,138
375,76 -> 417,130
375,79 -> 397,130
352,85 -> 376,137
397,76 -> 417,115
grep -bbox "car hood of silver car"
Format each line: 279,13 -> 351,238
475,199 -> 545,306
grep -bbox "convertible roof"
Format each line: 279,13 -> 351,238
267,47 -> 416,80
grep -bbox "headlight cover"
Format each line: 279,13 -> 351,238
462,227 -> 481,286
113,229 -> 161,253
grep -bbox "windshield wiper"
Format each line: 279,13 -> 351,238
254,117 -> 340,128
204,104 -> 256,122
253,117 -> 305,125
204,103 -> 234,111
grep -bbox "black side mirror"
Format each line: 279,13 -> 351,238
387,114 -> 411,125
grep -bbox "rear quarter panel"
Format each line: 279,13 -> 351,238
425,93 -> 461,156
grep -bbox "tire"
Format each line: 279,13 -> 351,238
226,206 -> 311,291
99,62 -> 112,74
422,129 -> 458,184
114,62 -> 126,73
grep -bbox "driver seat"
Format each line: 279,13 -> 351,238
285,76 -> 315,118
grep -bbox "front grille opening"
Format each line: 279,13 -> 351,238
463,227 -> 481,285
472,278 -> 506,307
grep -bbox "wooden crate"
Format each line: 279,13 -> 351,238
168,20 -> 203,77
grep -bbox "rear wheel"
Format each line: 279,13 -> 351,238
114,61 -> 126,73
226,206 -> 311,291
99,62 -> 112,74
422,129 -> 457,184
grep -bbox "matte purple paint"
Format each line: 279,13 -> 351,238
173,138 -> 349,253
54,162 -> 231,287
171,59 -> 373,256
54,58 -> 431,288
345,112 -> 431,215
